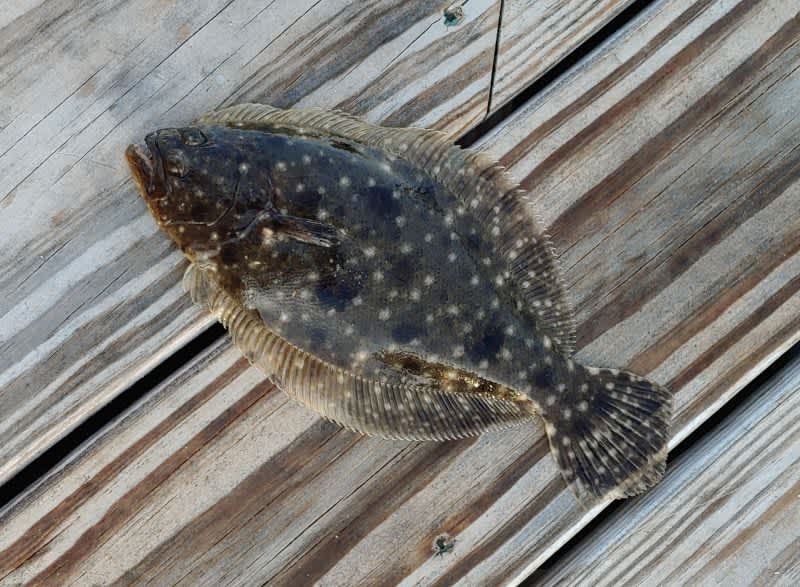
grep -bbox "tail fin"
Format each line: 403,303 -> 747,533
543,364 -> 672,502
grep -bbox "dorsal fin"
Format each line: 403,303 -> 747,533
198,103 -> 577,355
184,265 -> 537,441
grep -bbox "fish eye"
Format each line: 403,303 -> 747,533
179,128 -> 207,147
164,150 -> 189,177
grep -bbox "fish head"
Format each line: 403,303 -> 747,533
126,126 -> 273,258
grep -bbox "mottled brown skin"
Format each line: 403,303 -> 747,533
127,115 -> 672,501
128,125 -> 565,395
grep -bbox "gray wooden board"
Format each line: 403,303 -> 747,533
1,0 -> 799,584
540,350 -> 800,587
0,0 -> 501,486
491,0 -> 637,110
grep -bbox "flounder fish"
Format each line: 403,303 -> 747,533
126,104 -> 672,502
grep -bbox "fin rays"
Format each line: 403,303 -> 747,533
544,365 -> 672,502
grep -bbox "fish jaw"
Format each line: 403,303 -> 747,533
126,134 -> 167,217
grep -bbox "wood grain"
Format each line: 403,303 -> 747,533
1,0 -> 798,584
0,0 -> 501,486
491,0 -> 636,109
540,349 -> 800,587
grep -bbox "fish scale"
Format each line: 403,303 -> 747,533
127,103 -> 673,502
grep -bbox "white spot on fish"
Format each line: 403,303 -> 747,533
378,309 -> 391,321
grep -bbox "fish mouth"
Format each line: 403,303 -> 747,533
125,134 -> 165,202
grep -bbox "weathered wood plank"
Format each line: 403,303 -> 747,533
540,349 -> 800,587
491,0 -> 636,109
1,0 -> 798,584
0,0 -> 501,486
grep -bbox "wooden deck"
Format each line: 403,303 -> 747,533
1,0 -> 798,584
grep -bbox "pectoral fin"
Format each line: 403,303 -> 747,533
272,214 -> 341,248
375,350 -> 527,404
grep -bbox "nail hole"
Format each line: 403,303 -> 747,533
443,5 -> 464,27
433,533 -> 456,556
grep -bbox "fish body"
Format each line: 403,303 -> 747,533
127,104 -> 672,501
